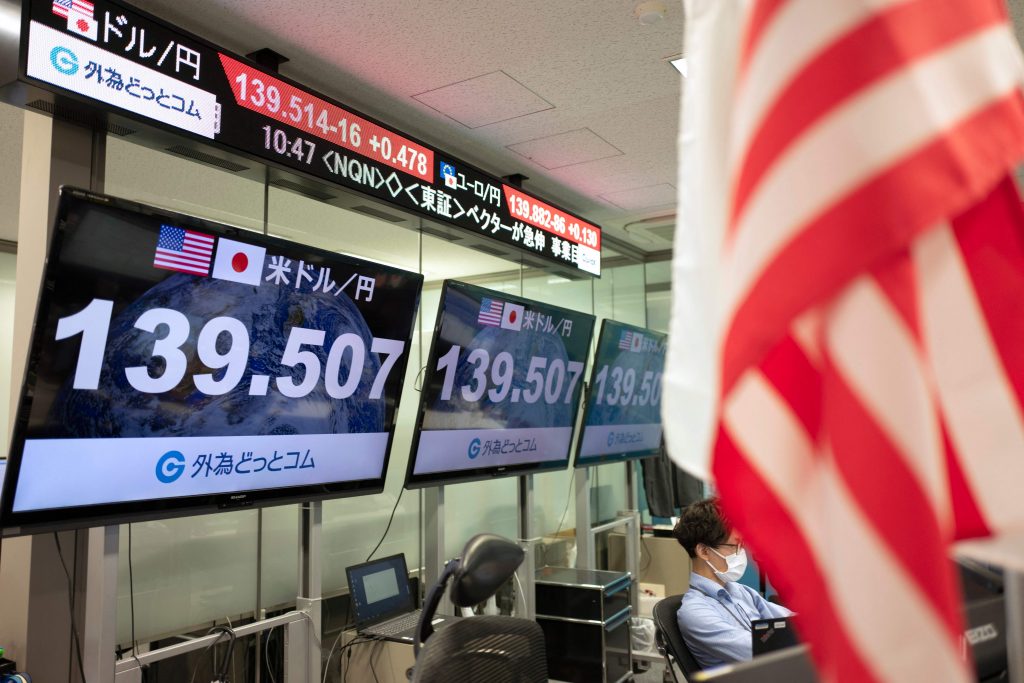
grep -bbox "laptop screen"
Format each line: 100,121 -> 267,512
347,554 -> 415,627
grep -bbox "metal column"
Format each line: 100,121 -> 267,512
423,486 -> 448,614
575,467 -> 594,569
516,474 -> 538,619
292,501 -> 322,682
82,526 -> 119,683
1007,568 -> 1024,683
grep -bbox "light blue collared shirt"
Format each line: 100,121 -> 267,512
676,571 -> 793,670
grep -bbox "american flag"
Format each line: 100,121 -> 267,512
153,226 -> 214,276
51,0 -> 71,18
618,330 -> 634,351
663,1 -> 1024,682
52,0 -> 92,19
478,298 -> 504,327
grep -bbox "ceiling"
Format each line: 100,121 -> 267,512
129,0 -> 686,254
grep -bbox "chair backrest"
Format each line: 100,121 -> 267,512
653,594 -> 704,678
412,615 -> 548,683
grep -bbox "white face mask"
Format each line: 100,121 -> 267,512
705,547 -> 748,583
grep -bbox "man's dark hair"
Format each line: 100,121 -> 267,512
673,497 -> 731,558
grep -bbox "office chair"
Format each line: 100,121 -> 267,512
653,594 -> 703,682
412,533 -> 548,683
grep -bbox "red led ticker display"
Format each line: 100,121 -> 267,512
20,0 -> 601,275
220,54 -> 434,183
503,185 -> 602,250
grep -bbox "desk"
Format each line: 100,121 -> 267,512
332,631 -> 414,683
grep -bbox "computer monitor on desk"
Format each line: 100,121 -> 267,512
691,645 -> 818,683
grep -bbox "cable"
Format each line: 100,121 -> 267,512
213,626 -> 236,682
224,616 -> 236,683
322,630 -> 345,683
323,598 -> 355,683
187,627 -> 233,683
641,534 -> 652,573
265,625 -> 278,683
295,612 -> 325,651
369,641 -> 380,683
553,470 -> 576,538
512,568 -> 526,617
127,523 -> 146,677
366,489 -> 404,562
339,637 -> 378,683
53,533 -> 86,682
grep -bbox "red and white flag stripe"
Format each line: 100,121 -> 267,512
664,1 -> 1024,681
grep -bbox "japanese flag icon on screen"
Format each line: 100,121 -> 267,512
501,303 -> 524,331
67,2 -> 97,41
211,238 -> 267,286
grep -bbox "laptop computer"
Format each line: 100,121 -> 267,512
751,616 -> 800,657
346,553 -> 447,643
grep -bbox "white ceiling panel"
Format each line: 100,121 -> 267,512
413,71 -> 554,128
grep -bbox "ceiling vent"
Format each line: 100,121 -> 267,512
27,100 -> 135,136
166,145 -> 249,173
349,204 -> 406,223
473,244 -> 509,258
421,225 -> 461,241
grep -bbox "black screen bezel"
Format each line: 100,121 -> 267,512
572,318 -> 667,468
404,279 -> 595,489
0,187 -> 423,536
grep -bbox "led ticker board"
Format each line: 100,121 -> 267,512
0,189 -> 422,534
575,320 -> 667,467
406,281 -> 595,487
19,0 -> 601,275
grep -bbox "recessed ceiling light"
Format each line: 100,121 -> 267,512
670,57 -> 688,78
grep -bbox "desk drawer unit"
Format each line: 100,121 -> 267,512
535,566 -> 633,683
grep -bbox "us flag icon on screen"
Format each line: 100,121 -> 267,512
211,237 -> 266,286
478,298 -> 504,326
153,225 -> 214,276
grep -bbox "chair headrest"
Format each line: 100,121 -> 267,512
451,534 -> 525,607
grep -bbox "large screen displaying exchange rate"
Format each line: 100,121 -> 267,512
406,281 -> 596,488
575,320 -> 667,467
0,189 -> 422,534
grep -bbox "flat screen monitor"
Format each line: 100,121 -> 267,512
406,280 -> 595,488
574,320 -> 667,467
1,188 -> 422,535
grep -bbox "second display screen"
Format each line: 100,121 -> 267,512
406,280 -> 596,487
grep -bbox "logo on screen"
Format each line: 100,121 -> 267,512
49,46 -> 79,75
155,451 -> 186,483
468,438 -> 482,459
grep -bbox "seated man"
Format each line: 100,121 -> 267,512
673,497 -> 792,670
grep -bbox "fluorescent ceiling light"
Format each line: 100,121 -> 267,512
670,57 -> 688,78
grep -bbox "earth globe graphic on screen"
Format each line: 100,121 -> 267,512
53,273 -> 384,438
